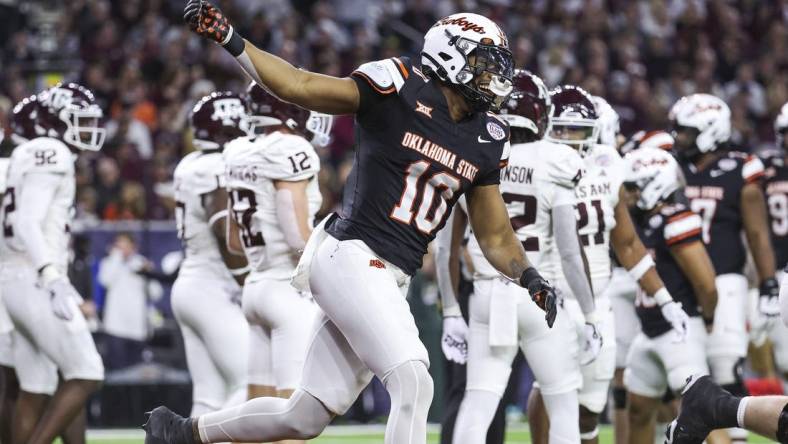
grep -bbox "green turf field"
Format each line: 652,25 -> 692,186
81,424 -> 777,443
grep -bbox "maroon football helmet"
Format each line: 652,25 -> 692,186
190,91 -> 249,150
244,82 -> 332,147
36,83 -> 106,151
545,85 -> 599,155
10,95 -> 42,145
498,70 -> 551,142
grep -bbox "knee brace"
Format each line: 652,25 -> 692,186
778,403 -> 788,444
612,387 -> 627,410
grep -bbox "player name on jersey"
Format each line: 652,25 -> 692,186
400,131 -> 479,182
576,181 -> 613,198
500,165 -> 533,184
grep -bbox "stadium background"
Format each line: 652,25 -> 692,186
0,0 -> 786,441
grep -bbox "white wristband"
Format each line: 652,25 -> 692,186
628,254 -> 655,281
208,209 -> 228,227
653,287 -> 672,306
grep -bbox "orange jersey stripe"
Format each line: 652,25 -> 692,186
666,228 -> 701,246
392,57 -> 409,79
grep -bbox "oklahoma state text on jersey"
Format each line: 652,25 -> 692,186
326,57 -> 511,275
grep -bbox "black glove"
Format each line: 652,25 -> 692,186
184,0 -> 245,56
759,277 -> 780,318
520,267 -> 557,328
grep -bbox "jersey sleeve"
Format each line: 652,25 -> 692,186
260,134 -> 321,181
742,154 -> 766,184
474,120 -> 512,186
23,140 -> 73,175
351,57 -> 409,115
546,145 -> 584,189
663,208 -> 703,247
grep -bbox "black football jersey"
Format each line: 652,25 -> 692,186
326,57 -> 511,275
763,153 -> 788,269
633,203 -> 704,338
681,151 -> 765,275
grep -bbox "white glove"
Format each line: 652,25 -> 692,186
441,316 -> 469,364
47,277 -> 84,321
579,322 -> 603,365
660,300 -> 689,342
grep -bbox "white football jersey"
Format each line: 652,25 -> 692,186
0,137 -> 75,272
555,143 -> 626,294
467,140 -> 584,280
224,132 -> 322,280
173,150 -> 235,283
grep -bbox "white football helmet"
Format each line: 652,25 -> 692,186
775,102 -> 788,150
421,13 -> 514,111
624,147 -> 683,211
591,95 -> 620,148
669,93 -> 730,159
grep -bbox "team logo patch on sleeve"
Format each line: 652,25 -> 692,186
487,122 -> 506,141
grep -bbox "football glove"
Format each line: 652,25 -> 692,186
579,322 -> 603,365
441,316 -> 469,364
660,300 -> 689,342
48,277 -> 84,321
520,267 -> 557,328
184,0 -> 245,55
759,278 -> 781,318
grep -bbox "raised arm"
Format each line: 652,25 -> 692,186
184,0 -> 359,115
466,184 -> 557,326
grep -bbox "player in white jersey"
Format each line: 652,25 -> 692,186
171,91 -> 252,417
224,84 -> 329,433
0,83 -> 105,444
528,86 -> 688,444
436,71 -> 597,444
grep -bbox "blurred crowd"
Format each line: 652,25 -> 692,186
0,0 -> 786,222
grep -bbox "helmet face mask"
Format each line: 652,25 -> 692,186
499,70 -> 551,143
37,83 -> 107,151
670,123 -> 702,161
545,85 -> 599,155
421,13 -> 514,113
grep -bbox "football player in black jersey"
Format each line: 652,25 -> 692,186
621,147 -> 723,444
670,93 -> 779,424
143,3 -> 558,444
762,103 -> 788,381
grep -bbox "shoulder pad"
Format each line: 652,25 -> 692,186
544,142 -> 584,188
260,133 -> 321,181
351,57 -> 410,95
20,138 -> 74,175
174,151 -> 225,195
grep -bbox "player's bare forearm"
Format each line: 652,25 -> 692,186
671,240 -> 718,318
273,180 -> 312,245
242,41 -> 359,115
467,185 -> 532,280
436,206 -> 468,314
741,183 -> 776,281
610,199 -> 665,295
225,208 -> 245,256
207,188 -> 248,284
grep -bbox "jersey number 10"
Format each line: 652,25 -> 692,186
390,161 -> 461,234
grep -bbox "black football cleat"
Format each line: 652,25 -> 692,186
142,406 -> 197,444
665,374 -> 739,444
